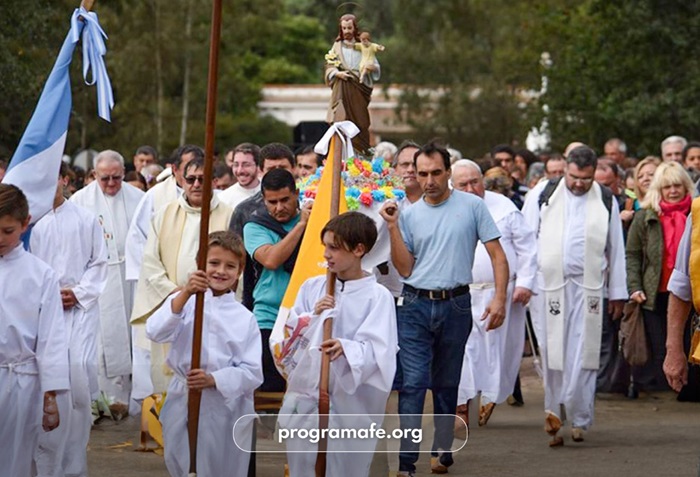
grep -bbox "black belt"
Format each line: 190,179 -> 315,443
404,284 -> 470,301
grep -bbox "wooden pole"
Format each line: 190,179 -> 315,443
187,0 -> 222,474
315,134 -> 343,477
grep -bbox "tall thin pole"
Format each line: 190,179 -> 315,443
315,134 -> 343,477
187,0 -> 222,474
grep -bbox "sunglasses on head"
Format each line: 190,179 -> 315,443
185,175 -> 205,185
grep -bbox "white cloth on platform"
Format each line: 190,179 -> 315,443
0,244 -> 69,477
522,180 -> 627,429
146,290 -> 262,477
272,274 -> 398,477
218,181 -> 259,211
30,200 -> 108,477
458,191 -> 537,405
71,181 -> 144,404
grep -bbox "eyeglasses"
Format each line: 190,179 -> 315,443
566,172 -> 594,184
97,174 -> 124,183
185,175 -> 205,185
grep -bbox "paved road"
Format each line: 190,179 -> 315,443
86,358 -> 700,476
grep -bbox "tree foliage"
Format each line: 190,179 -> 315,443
3,0 -> 700,161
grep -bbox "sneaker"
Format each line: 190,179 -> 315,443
430,452 -> 454,474
396,472 -> 416,477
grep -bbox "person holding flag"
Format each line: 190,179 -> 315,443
272,212 -> 398,477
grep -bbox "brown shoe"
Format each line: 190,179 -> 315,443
478,402 -> 496,427
544,412 -> 562,436
108,402 -> 129,421
548,435 -> 564,447
454,403 -> 469,440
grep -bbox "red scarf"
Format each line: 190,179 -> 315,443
659,194 -> 692,290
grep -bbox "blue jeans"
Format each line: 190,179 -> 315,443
397,288 -> 473,473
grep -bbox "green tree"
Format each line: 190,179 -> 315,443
537,0 -> 700,156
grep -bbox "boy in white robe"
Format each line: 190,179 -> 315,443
146,231 -> 262,477
0,184 -> 69,477
31,164 -> 109,477
273,212 -> 398,477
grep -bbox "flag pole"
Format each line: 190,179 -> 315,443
315,134 -> 343,477
188,0 -> 222,474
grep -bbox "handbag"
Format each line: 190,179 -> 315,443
618,300 -> 649,366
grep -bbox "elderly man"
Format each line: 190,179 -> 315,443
661,135 -> 687,163
451,159 -> 537,431
71,149 -> 144,416
381,141 -> 508,476
522,145 -> 627,446
219,142 -> 261,210
131,158 -> 233,395
664,200 -> 700,394
603,138 -> 629,167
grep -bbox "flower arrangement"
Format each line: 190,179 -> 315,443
297,155 -> 405,210
325,50 -> 341,68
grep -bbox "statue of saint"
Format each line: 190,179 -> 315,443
324,14 -> 381,153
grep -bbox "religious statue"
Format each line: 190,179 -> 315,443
324,14 -> 382,153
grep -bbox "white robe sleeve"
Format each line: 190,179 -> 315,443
37,270 -> 70,393
125,192 -> 154,282
606,197 -> 628,301
211,317 -> 264,402
521,180 -> 546,238
72,217 -> 109,310
331,290 -> 398,395
146,294 -> 187,343
509,210 -> 538,291
142,213 -> 179,300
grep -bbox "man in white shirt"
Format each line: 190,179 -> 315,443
218,142 -> 261,210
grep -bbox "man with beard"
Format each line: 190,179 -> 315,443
219,142 -> 261,210
324,13 -> 380,152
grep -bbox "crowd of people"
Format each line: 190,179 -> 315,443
2,133 -> 699,477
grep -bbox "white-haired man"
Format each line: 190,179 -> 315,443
71,149 -> 144,416
451,159 -> 537,432
661,135 -> 687,163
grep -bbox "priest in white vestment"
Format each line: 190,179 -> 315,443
71,150 -> 144,413
31,165 -> 108,476
131,158 -> 233,395
218,142 -> 261,210
125,145 -> 201,411
451,160 -> 537,427
522,146 -> 626,445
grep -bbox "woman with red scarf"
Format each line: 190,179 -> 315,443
626,161 -> 694,392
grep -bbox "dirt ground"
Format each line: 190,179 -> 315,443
85,358 -> 700,476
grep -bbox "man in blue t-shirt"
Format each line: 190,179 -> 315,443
244,168 -> 311,392
380,141 -> 509,477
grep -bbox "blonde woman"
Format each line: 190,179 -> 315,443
625,161 -> 694,391
632,156 -> 662,210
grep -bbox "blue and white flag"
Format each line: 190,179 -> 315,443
3,7 -> 114,223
